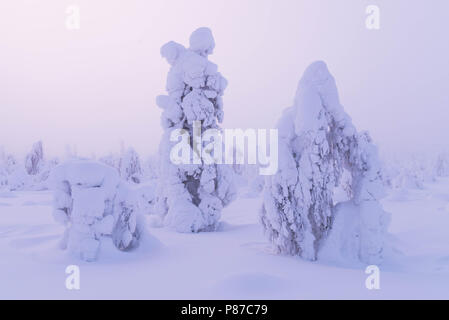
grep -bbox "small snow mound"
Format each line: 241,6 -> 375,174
319,200 -> 391,266
189,27 -> 215,56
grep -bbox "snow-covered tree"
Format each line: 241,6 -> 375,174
1,151 -> 29,191
383,153 -> 439,190
112,183 -> 142,250
0,148 -> 9,189
25,141 -> 44,175
0,171 -> 6,189
155,28 -> 236,232
37,157 -> 59,187
51,160 -> 142,261
436,152 -> 449,177
119,147 -> 143,184
0,148 -> 7,187
261,61 -> 390,264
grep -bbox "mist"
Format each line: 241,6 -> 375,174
1,0 -> 448,158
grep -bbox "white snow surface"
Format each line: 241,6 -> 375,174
1,177 -> 449,299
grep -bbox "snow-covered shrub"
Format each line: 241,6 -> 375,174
383,154 -> 439,190
436,152 -> 449,177
119,147 -> 143,184
3,154 -> 30,191
397,165 -> 426,189
261,61 -> 390,264
25,141 -> 44,175
155,28 -> 236,232
0,149 -> 12,189
135,182 -> 157,215
412,155 -> 437,185
247,175 -> 265,197
51,160 -> 142,261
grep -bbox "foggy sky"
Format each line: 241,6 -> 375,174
1,0 -> 448,158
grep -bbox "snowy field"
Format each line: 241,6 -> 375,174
1,0 -> 449,302
1,177 -> 449,300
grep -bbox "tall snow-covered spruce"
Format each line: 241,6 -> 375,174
25,141 -> 44,175
155,28 -> 236,232
261,61 -> 390,264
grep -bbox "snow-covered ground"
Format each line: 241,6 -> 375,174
1,178 -> 449,299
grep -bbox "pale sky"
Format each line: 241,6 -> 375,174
1,0 -> 448,158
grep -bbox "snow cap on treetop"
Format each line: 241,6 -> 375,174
297,60 -> 347,124
299,61 -> 332,88
189,27 -> 215,56
160,41 -> 186,66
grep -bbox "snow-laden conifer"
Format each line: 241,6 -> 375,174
155,28 -> 236,232
261,61 -> 390,264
